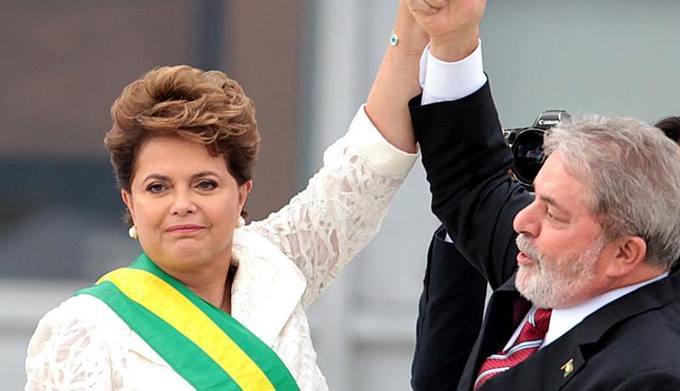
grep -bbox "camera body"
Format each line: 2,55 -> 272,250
503,110 -> 571,187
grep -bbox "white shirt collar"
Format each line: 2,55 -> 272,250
503,272 -> 668,351
542,272 -> 668,347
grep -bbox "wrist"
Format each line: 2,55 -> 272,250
391,26 -> 429,57
391,0 -> 429,56
429,29 -> 480,62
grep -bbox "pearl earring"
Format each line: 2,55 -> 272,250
128,226 -> 138,240
236,217 -> 245,228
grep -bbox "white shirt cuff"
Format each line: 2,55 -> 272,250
342,105 -> 419,178
419,40 -> 487,105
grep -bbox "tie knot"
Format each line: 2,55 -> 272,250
529,308 -> 552,334
474,307 -> 553,390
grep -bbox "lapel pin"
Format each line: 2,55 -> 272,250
560,358 -> 574,378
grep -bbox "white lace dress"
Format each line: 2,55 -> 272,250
24,107 -> 418,391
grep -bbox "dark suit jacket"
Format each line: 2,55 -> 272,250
410,82 -> 680,390
411,225 -> 487,391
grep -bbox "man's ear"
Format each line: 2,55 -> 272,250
606,236 -> 647,278
121,189 -> 135,223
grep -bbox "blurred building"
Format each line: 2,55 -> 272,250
2,1 -> 680,390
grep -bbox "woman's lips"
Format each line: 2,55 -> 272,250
165,224 -> 206,234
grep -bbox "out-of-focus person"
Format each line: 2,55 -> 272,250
655,115 -> 680,144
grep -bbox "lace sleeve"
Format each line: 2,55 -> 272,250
25,297 -> 114,390
248,107 -> 417,307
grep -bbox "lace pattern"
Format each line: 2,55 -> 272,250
25,109 -> 416,390
26,296 -> 116,390
249,137 -> 406,307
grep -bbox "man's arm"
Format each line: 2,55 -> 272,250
411,83 -> 531,287
408,0 -> 533,287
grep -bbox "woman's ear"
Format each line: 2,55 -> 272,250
121,189 -> 135,223
238,180 -> 253,211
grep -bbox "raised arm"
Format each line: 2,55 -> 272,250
249,1 -> 428,306
365,0 -> 428,153
408,0 -> 533,287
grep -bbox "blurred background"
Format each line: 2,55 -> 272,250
1,1 -> 679,389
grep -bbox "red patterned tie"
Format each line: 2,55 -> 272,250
474,307 -> 552,390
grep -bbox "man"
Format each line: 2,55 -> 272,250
408,1 -> 680,390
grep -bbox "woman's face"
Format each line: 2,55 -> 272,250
122,135 -> 251,275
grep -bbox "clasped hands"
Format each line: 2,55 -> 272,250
406,0 -> 486,62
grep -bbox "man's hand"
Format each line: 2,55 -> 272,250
408,0 -> 486,61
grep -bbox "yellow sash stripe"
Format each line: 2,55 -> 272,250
98,268 -> 275,391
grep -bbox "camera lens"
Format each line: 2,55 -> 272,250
511,128 -> 545,186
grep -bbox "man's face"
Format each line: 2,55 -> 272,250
512,151 -> 613,308
514,232 -> 604,308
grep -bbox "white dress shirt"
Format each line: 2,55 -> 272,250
509,272 -> 668,351
419,43 -> 670,351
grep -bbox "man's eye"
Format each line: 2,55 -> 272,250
146,183 -> 167,193
197,180 -> 217,191
546,209 -> 566,223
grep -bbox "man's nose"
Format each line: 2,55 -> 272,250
513,202 -> 539,238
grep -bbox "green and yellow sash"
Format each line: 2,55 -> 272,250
76,254 -> 299,391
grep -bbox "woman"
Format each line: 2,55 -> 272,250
25,2 -> 427,390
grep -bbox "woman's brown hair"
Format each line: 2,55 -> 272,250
104,65 -> 260,223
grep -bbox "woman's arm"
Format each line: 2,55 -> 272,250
248,1 -> 426,306
365,0 -> 428,153
26,298 -> 114,390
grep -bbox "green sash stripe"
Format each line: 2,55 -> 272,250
77,282 -> 241,390
127,254 -> 299,390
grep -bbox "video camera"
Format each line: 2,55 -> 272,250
503,110 -> 571,187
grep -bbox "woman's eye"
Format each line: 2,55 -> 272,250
197,180 -> 217,191
146,183 -> 167,193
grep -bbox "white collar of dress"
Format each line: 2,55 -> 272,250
229,228 -> 307,345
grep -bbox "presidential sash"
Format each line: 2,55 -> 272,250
76,254 -> 299,391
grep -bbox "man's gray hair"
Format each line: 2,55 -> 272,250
544,114 -> 680,270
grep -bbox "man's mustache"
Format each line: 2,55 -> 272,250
516,234 -> 542,265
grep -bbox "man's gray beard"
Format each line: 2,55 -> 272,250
515,234 -> 604,308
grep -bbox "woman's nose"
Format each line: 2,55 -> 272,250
170,189 -> 196,216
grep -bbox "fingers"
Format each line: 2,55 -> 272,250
408,0 -> 439,15
424,0 -> 448,9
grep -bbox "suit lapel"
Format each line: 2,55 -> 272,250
480,333 -> 586,391
573,270 -> 680,345
464,270 -> 680,390
458,275 -> 522,391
